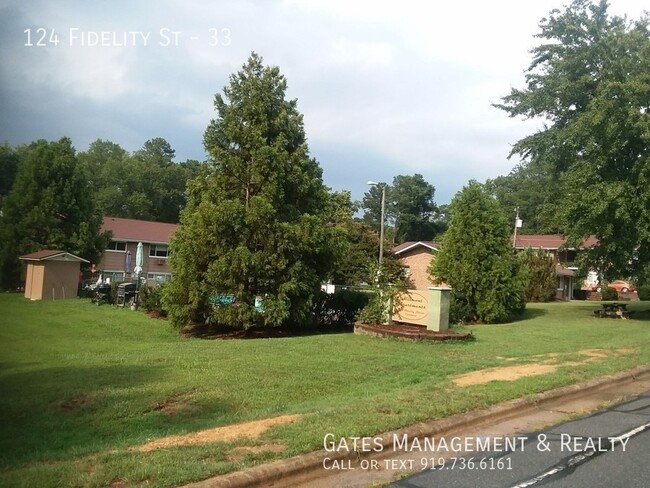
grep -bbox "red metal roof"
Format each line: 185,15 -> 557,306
514,234 -> 598,250
101,216 -> 178,244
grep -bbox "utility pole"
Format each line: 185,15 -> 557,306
512,207 -> 522,248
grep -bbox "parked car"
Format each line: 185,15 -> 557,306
607,280 -> 635,293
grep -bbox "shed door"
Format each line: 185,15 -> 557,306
31,264 -> 45,300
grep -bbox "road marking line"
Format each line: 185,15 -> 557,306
509,420 -> 650,488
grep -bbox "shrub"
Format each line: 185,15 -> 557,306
110,282 -> 120,304
140,283 -> 168,317
637,284 -> 650,301
312,289 -> 370,326
518,247 -> 556,302
601,286 -> 618,301
448,291 -> 476,325
356,291 -> 390,325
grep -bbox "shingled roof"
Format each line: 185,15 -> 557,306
19,250 -> 89,263
514,234 -> 598,250
101,217 -> 178,244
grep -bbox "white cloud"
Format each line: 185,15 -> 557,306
327,39 -> 396,69
1,0 -> 648,204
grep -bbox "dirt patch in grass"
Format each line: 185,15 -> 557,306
225,443 -> 287,462
146,310 -> 167,320
147,390 -> 196,415
454,364 -> 559,386
454,348 -> 635,387
133,414 -> 302,452
54,395 -> 97,412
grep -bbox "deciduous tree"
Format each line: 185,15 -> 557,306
323,191 -> 379,285
496,0 -> 650,279
484,160 -> 560,235
362,173 -> 443,244
77,138 -> 200,223
0,144 -> 19,208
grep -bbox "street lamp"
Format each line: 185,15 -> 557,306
367,181 -> 386,269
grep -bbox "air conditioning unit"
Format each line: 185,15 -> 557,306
157,259 -> 165,265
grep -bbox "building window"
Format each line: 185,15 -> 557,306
149,245 -> 169,258
147,272 -> 171,284
103,271 -> 125,283
107,241 -> 127,252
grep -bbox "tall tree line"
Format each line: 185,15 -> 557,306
0,137 -> 201,290
78,137 -> 201,223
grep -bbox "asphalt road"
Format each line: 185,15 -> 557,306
389,391 -> 650,488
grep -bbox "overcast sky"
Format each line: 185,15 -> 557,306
1,0 -> 647,204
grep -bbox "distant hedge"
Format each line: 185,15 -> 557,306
637,285 -> 650,301
601,287 -> 618,301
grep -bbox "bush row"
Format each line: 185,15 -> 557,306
137,285 -> 369,326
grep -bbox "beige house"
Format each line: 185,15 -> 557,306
20,250 -> 89,300
392,241 -> 440,290
99,217 -> 178,285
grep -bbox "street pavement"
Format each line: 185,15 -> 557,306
388,391 -> 650,488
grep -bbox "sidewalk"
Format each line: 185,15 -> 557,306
184,365 -> 650,488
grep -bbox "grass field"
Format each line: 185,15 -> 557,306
1,294 -> 649,487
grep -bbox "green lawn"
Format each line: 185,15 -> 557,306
1,294 -> 649,487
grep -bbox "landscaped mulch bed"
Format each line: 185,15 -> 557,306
182,323 -> 352,340
354,322 -> 474,342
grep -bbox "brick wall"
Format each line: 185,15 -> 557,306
399,248 -> 435,290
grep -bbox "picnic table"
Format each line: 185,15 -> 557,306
594,303 -> 632,319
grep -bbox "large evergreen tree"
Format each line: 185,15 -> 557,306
0,138 -> 105,289
496,0 -> 650,279
429,181 -> 525,323
163,53 -> 331,329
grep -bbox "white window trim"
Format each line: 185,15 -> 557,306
147,272 -> 172,283
103,271 -> 125,282
149,244 -> 169,258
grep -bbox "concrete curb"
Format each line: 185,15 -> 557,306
184,365 -> 650,488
